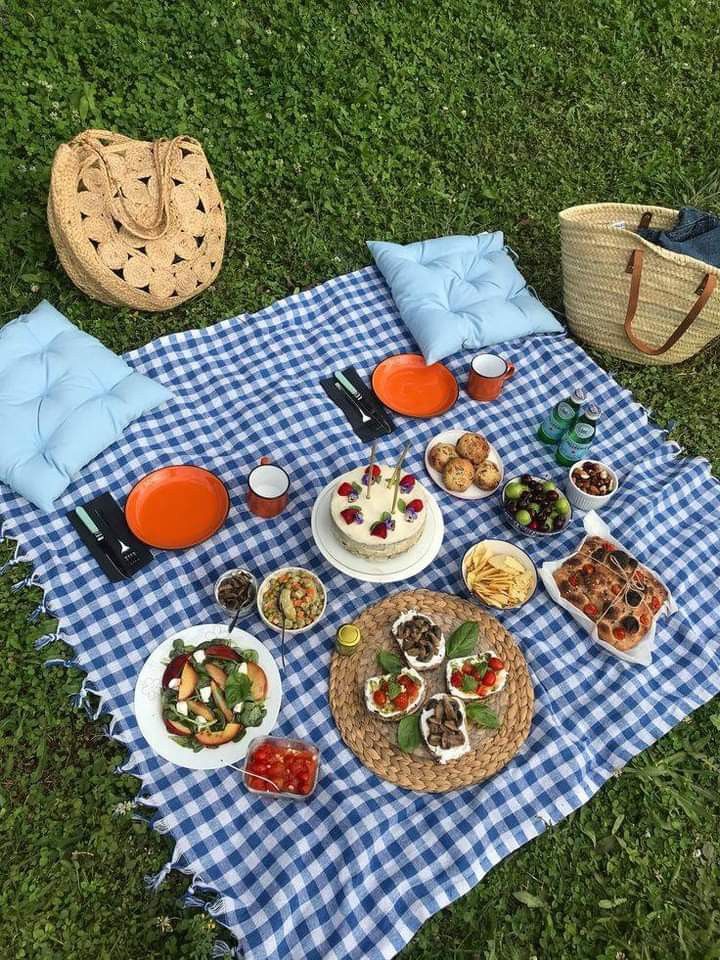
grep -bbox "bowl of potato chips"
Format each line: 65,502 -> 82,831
461,540 -> 537,610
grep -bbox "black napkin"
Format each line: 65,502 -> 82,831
320,366 -> 395,441
68,492 -> 153,582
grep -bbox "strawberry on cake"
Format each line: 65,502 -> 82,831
330,464 -> 428,560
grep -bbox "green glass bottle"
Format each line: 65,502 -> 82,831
556,404 -> 601,466
537,387 -> 586,445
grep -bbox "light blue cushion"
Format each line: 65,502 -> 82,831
0,301 -> 171,512
368,233 -> 563,365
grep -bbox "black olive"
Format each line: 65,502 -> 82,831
621,615 -> 640,634
612,551 -> 630,568
625,589 -> 642,607
592,548 -> 607,562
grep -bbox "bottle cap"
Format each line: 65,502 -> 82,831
586,403 -> 600,419
337,624 -> 361,648
572,387 -> 586,402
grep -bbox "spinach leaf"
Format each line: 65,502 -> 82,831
446,621 -> 479,659
224,667 -> 253,708
465,702 -> 500,729
377,650 -> 403,675
462,674 -> 478,693
397,714 -> 422,753
241,649 -> 259,664
170,735 -> 203,752
236,702 -> 266,727
171,636 -> 186,656
387,680 -> 402,700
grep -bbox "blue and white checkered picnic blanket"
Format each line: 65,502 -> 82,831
2,266 -> 719,960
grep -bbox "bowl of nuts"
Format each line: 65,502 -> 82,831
566,460 -> 618,512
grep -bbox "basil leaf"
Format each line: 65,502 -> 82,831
462,674 -> 478,693
236,702 -> 266,727
241,649 -> 259,664
377,650 -> 403,675
397,498 -> 406,513
446,621 -> 479,660
465,702 -> 500,729
387,680 -> 402,700
397,714 -> 421,753
224,667 -> 253,708
171,636 -> 186,656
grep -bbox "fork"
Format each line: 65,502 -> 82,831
98,509 -> 140,567
334,381 -> 372,424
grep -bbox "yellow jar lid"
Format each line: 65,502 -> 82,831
337,624 -> 361,647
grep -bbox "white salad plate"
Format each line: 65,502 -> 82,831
310,478 -> 444,583
134,623 -> 282,770
424,428 -> 504,500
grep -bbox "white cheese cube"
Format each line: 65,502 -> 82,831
168,678 -> 180,690
199,686 -> 212,703
176,701 -> 189,717
193,649 -> 206,664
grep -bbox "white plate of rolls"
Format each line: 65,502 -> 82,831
424,429 -> 504,500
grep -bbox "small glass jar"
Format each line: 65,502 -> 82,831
214,568 -> 257,620
335,623 -> 361,656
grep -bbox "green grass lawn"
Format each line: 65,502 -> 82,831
2,1 -> 720,957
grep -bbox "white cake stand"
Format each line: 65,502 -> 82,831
310,479 -> 444,583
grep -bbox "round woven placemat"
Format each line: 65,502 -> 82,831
329,589 -> 534,792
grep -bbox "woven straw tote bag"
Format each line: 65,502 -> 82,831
559,203 -> 720,365
48,130 -> 226,311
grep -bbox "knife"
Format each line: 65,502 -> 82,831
75,506 -> 127,573
334,370 -> 389,426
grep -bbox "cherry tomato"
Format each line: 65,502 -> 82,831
451,670 -> 463,687
393,691 -> 409,711
582,564 -> 594,574
613,627 -> 626,641
482,670 -> 497,687
476,686 -> 489,697
640,613 -> 650,626
398,675 -> 413,689
373,689 -> 387,706
583,603 -> 599,618
650,596 -> 661,612
487,657 -> 504,671
462,662 -> 474,674
611,583 -> 622,594
569,575 -> 578,587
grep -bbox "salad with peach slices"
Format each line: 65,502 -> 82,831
161,638 -> 268,752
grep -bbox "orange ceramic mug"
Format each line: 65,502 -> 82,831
467,353 -> 515,401
247,456 -> 289,518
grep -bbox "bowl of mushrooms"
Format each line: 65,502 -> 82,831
565,460 -> 618,512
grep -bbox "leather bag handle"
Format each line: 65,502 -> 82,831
623,247 -> 717,356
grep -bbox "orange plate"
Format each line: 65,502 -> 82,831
372,354 -> 459,418
125,466 -> 230,550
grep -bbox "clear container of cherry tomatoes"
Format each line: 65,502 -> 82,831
243,736 -> 320,799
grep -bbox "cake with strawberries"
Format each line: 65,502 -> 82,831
330,464 -> 429,560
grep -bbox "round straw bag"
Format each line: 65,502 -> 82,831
559,203 -> 720,365
48,130 -> 226,311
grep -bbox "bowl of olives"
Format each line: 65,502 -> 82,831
501,474 -> 573,537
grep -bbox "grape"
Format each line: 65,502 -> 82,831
515,509 -> 532,525
555,497 -> 571,516
542,480 -> 556,491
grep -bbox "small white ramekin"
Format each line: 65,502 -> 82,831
565,460 -> 619,512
